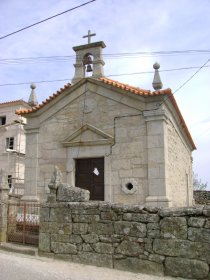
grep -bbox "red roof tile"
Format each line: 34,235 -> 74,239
100,77 -> 172,96
16,83 -> 71,115
15,77 -> 195,149
0,99 -> 30,107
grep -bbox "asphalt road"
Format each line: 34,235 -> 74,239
0,250 -> 176,280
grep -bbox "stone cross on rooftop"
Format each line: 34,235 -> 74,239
83,30 -> 96,44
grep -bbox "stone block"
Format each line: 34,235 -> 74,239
71,208 -> 100,215
114,257 -> 164,276
165,257 -> 209,279
123,213 -> 160,223
50,208 -> 72,223
72,223 -> 88,234
38,233 -> 51,252
69,235 -> 83,244
51,234 -> 69,243
51,242 -> 77,254
115,240 -> 144,256
100,211 -> 118,221
132,167 -> 147,178
114,221 -> 147,237
159,207 -> 203,217
160,217 -> 187,239
72,214 -> 100,223
111,159 -> 131,171
59,223 -> 72,235
40,207 -> 50,222
148,254 -> 165,264
205,218 -> 210,228
153,239 -> 210,262
147,229 -> 160,238
119,169 -> 132,178
72,252 -> 113,268
188,227 -> 210,242
41,222 -> 63,234
88,223 -> 114,235
92,242 -> 114,255
57,184 -> 90,202
81,233 -> 99,244
188,217 -> 206,227
203,205 -> 210,216
82,243 -> 93,252
147,223 -> 160,230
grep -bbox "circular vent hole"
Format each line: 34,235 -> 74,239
126,182 -> 134,191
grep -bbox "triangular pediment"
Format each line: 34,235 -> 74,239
62,123 -> 114,147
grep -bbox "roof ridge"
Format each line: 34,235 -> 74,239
16,82 -> 71,115
0,99 -> 29,106
99,77 -> 171,96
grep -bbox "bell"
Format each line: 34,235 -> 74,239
86,64 -> 92,72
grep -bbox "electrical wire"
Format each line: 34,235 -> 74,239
1,49 -> 210,65
153,57 -> 210,116
173,58 -> 210,94
0,65 -> 209,87
0,0 -> 96,40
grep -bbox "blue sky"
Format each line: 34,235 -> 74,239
0,0 -> 209,189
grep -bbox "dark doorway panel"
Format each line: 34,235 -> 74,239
75,157 -> 104,200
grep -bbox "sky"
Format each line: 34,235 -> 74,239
0,0 -> 209,189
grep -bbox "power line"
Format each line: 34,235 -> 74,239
0,0 -> 96,40
1,49 -> 210,65
0,64 -> 209,87
173,58 -> 210,94
153,57 -> 210,117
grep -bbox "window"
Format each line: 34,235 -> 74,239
0,116 -> 6,125
6,137 -> 14,150
8,175 -> 12,189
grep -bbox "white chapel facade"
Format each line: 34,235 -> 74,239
17,32 -> 196,207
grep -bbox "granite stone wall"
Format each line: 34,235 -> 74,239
39,202 -> 210,279
194,191 -> 210,205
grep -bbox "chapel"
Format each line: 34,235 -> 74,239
16,31 -> 196,207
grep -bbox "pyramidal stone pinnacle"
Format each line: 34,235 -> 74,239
152,62 -> 163,90
28,83 -> 38,107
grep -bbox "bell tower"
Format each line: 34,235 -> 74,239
71,30 -> 106,84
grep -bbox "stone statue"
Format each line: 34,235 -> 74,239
48,166 -> 90,203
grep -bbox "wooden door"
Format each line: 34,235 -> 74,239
75,158 -> 104,200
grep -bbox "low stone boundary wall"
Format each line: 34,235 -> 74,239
194,191 -> 210,205
39,202 -> 210,279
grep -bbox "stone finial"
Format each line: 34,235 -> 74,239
48,166 -> 62,191
152,62 -> 163,90
28,83 -> 38,107
47,166 -> 90,203
47,166 -> 63,203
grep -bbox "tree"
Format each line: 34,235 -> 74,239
193,172 -> 208,190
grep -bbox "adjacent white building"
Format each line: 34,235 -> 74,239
0,100 -> 30,195
0,85 -> 38,195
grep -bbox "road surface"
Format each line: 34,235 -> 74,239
0,250 -> 176,280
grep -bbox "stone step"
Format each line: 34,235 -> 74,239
0,242 -> 38,256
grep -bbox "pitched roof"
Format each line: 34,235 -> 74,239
100,77 -> 172,96
16,83 -> 71,115
16,78 -> 171,115
0,99 -> 30,107
15,77 -> 195,149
